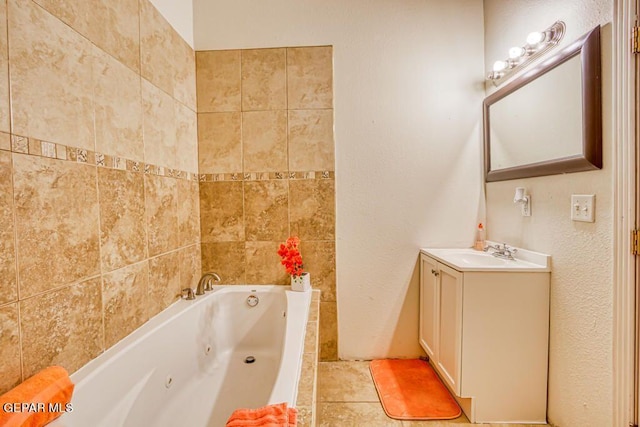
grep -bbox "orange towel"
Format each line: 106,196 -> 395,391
226,402 -> 297,427
0,366 -> 74,427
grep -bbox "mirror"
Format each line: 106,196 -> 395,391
483,26 -> 602,182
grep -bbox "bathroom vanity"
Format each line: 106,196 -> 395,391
419,246 -> 550,423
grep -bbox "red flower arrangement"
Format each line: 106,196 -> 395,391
277,236 -> 304,277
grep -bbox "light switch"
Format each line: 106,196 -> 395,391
571,194 -> 595,222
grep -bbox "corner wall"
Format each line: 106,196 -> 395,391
0,0 -> 199,394
193,0 -> 486,359
483,1 -> 614,425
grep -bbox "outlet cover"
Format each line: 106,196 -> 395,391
571,194 -> 595,222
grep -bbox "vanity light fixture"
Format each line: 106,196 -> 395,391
487,21 -> 566,84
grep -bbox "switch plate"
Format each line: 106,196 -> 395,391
571,194 -> 595,222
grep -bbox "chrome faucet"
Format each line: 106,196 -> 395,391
196,272 -> 221,295
483,243 -> 517,260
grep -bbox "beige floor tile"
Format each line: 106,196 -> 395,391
400,414 -> 470,426
317,362 -> 548,427
318,361 -> 379,402
317,402 -> 402,427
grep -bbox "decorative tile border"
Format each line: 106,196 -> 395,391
1,131 -> 335,183
2,132 -> 200,182
198,170 -> 335,182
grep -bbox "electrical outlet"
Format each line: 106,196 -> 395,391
571,194 -> 595,222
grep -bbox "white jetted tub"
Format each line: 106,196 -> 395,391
50,285 -> 311,427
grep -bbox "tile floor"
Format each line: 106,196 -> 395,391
316,361 -> 548,427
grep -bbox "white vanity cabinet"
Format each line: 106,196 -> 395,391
419,249 -> 550,424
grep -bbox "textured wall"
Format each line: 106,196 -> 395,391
193,0 -> 486,360
0,0 -> 199,394
483,1 -> 614,425
196,47 -> 338,360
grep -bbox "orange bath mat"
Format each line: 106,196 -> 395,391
370,359 -> 461,420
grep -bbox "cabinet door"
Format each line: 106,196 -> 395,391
437,263 -> 463,395
419,254 -> 439,361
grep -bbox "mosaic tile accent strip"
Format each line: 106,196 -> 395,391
198,171 -> 335,182
41,142 -> 56,158
11,136 -> 28,153
28,139 -> 42,156
3,133 -> 333,183
4,133 -> 197,182
55,144 -> 67,160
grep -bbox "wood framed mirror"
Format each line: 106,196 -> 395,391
483,26 -> 602,182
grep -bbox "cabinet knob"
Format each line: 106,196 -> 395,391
431,269 -> 439,276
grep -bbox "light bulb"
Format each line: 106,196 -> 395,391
493,60 -> 507,72
508,46 -> 525,59
526,31 -> 545,45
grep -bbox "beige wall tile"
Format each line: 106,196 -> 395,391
144,174 -> 178,257
288,110 -> 335,171
287,46 -> 333,109
201,242 -> 245,285
319,301 -> 338,361
196,50 -> 241,113
245,241 -> 289,285
0,132 -> 9,151
244,180 -> 289,241
0,0 -> 9,134
13,154 -> 100,298
242,49 -> 286,111
20,278 -> 103,378
300,241 -> 335,302
296,351 -> 316,406
98,168 -> 147,273
303,321 -> 318,355
197,112 -> 241,173
290,180 -> 335,240
199,181 -> 244,242
0,151 -> 16,305
148,251 -> 180,317
0,303 -> 21,394
8,0 -> 95,149
143,79 -> 176,169
242,110 -> 287,172
172,32 -> 196,110
34,0 -> 140,72
94,50 -> 143,161
139,0 -> 174,96
296,406 -> 313,427
103,261 -> 149,348
177,179 -> 200,247
179,244 -> 201,290
175,102 -> 198,173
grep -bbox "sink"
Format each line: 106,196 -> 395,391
444,252 -> 511,267
420,246 -> 550,272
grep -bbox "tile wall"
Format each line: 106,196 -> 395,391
196,46 -> 338,360
0,0 -> 200,394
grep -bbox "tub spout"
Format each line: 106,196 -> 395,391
196,272 -> 221,295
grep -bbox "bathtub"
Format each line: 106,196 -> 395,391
49,285 -> 311,427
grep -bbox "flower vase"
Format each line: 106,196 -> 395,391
291,272 -> 311,292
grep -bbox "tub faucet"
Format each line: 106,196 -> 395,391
483,243 -> 517,260
196,272 -> 221,295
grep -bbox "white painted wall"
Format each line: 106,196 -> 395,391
149,0 -> 194,47
484,1 -> 613,425
194,0 -> 486,358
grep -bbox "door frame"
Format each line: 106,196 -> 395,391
613,0 -> 637,425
